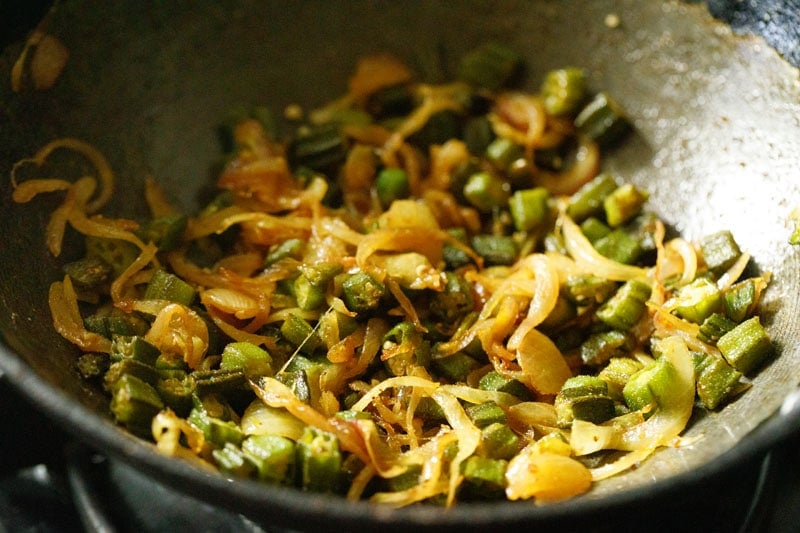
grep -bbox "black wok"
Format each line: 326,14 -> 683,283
1,1 -> 800,531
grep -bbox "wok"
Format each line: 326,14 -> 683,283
1,1 -> 799,530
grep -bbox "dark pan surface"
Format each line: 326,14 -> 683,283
1,1 -> 800,530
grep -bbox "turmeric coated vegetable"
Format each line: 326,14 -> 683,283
12,44 -> 777,507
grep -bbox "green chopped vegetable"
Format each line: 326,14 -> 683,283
700,230 -> 742,277
717,316 -> 773,374
458,42 -> 522,90
541,67 -> 587,116
509,187 -> 550,232
596,279 -> 652,330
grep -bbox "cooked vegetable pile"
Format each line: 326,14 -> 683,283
11,43 -> 774,505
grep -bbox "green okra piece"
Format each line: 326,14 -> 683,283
596,279 -> 652,331
213,442 -> 257,478
480,423 -> 520,461
293,274 -> 327,311
697,313 -> 737,345
432,351 -> 482,383
463,171 -> 510,213
723,279 -> 760,323
192,368 -> 249,399
597,357 -> 644,401
85,235 -> 140,277
465,401 -> 507,429
574,92 -> 631,148
156,376 -> 194,417
296,426 -> 342,493
671,277 -> 723,324
478,371 -> 534,401
566,173 -> 619,222
622,357 -> 678,413
264,238 -> 305,267
717,316 -> 773,374
382,321 -> 431,376
429,271 -> 475,324
564,275 -> 618,306
692,351 -> 744,410
508,187 -> 550,232
700,230 -> 742,277
443,227 -> 473,269
188,404 -> 244,447
341,272 -> 386,313
603,183 -> 648,228
580,216 -> 612,243
104,358 -> 159,391
84,306 -> 148,339
110,335 -> 160,365
76,352 -> 110,380
555,375 -> 616,426
242,434 -> 297,484
276,369 -> 312,404
471,234 -> 518,266
376,167 -> 410,208
63,256 -> 113,291
110,373 -> 164,438
460,456 -> 508,500
539,295 -> 577,330
485,137 -> 524,173
580,329 -> 634,366
463,115 -> 496,156
137,213 -> 188,252
541,67 -> 587,116
220,341 -> 273,377
593,228 -> 643,265
144,269 -> 196,306
289,124 -> 348,170
458,42 -> 522,90
280,314 -> 323,354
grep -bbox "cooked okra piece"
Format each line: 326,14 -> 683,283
293,274 -> 326,311
144,269 -> 196,306
76,352 -> 110,380
541,67 -> 587,116
509,187 -> 550,232
376,167 -> 410,207
671,277 -> 723,324
104,358 -> 159,391
596,279 -> 652,330
697,313 -> 737,345
566,173 -> 619,222
110,373 -> 164,438
276,369 -> 312,404
580,329 -> 634,366
460,456 -> 508,500
264,238 -> 305,267
717,316 -> 773,374
188,403 -> 244,447
603,184 -> 648,228
465,401 -> 507,429
463,116 -> 495,156
289,124 -> 348,170
458,42 -> 522,90
192,368 -> 249,399
213,442 -> 257,478
63,256 -> 113,291
564,275 -> 618,306
471,234 -> 518,266
723,279 -> 760,323
280,314 -> 323,354
220,341 -> 273,377
429,272 -> 475,324
137,213 -> 188,252
622,357 -> 678,413
296,426 -> 342,493
85,235 -> 139,276
341,272 -> 386,313
242,434 -> 296,484
463,171 -> 510,213
432,351 -> 482,382
156,376 -> 194,416
485,138 -> 524,173
593,228 -> 643,265
382,321 -> 431,376
692,351 -> 744,410
597,357 -> 644,401
480,423 -> 520,461
84,307 -> 148,338
574,92 -> 631,148
580,216 -> 612,243
478,371 -> 534,401
555,375 -> 615,426
110,335 -> 160,365
700,230 -> 742,277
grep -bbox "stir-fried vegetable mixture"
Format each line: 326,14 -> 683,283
12,44 -> 774,505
